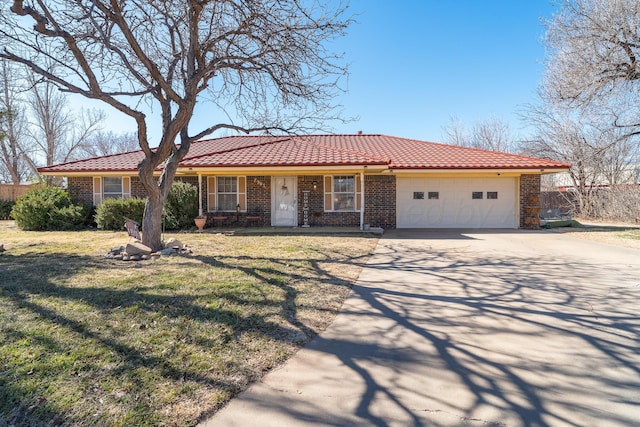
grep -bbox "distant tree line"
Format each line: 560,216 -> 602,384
0,59 -> 138,184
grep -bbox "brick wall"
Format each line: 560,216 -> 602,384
67,173 -> 399,229
68,175 -> 197,204
365,175 -> 396,229
68,176 -> 94,205
130,176 -> 146,198
520,174 -> 541,229
244,176 -> 271,226
296,175 -> 360,227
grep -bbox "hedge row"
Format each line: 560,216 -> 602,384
10,181 -> 199,232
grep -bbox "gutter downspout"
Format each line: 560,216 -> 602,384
360,171 -> 365,230
198,174 -> 203,216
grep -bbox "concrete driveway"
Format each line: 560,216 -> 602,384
202,229 -> 640,427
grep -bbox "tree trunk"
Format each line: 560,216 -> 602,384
142,190 -> 164,251
137,143 -> 186,251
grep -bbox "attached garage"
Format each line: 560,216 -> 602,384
397,176 -> 518,228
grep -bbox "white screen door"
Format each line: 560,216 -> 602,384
272,176 -> 297,226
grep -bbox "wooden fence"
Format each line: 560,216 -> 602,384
0,184 -> 33,201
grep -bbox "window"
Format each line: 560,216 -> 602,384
428,192 -> 439,200
413,192 -> 424,200
217,176 -> 238,211
324,175 -> 361,211
93,176 -> 131,205
333,176 -> 355,210
207,176 -> 247,212
487,191 -> 498,200
472,192 -> 483,199
103,177 -> 123,199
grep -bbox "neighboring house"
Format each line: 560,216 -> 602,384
37,134 -> 570,229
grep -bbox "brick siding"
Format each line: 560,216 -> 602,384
520,174 -> 541,229
365,175 -> 396,229
67,173 -> 400,228
67,176 -> 93,205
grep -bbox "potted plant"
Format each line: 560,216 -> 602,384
194,216 -> 207,231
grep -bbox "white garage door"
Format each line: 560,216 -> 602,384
397,177 -> 517,228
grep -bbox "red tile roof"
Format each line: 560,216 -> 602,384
38,134 -> 570,173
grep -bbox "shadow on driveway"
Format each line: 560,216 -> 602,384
204,230 -> 640,427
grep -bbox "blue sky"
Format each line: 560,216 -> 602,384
88,1 -> 558,145
333,1 -> 558,141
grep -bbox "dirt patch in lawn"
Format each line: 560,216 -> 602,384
0,221 -> 378,426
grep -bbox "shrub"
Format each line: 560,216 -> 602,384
164,181 -> 199,230
11,186 -> 87,230
95,197 -> 146,231
0,199 -> 15,219
48,205 -> 87,231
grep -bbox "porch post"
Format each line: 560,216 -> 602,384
360,171 -> 365,230
198,174 -> 203,216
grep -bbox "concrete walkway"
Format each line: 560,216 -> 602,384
202,229 -> 640,427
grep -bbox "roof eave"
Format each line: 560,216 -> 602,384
392,167 -> 571,174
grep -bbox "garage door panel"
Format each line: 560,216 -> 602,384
397,177 -> 516,228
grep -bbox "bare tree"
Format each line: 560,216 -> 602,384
444,116 -> 516,152
0,59 -> 30,184
521,104 -> 639,217
27,75 -> 105,168
81,130 -> 139,158
0,1 -> 350,250
543,0 -> 640,137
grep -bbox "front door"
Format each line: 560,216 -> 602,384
272,176 -> 297,226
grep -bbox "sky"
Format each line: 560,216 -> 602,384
333,1 -> 558,141
88,1 -> 559,145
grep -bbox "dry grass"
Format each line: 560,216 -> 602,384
559,225 -> 640,250
0,221 -> 378,426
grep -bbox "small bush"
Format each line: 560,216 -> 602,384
48,205 -> 87,231
11,186 -> 87,230
95,197 -> 146,231
0,199 -> 15,219
164,181 -> 199,230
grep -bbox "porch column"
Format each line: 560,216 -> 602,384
360,171 -> 365,230
198,174 -> 203,216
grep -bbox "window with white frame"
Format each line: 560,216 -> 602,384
217,176 -> 238,211
103,177 -> 123,199
324,175 -> 360,211
207,176 -> 246,212
93,176 -> 131,205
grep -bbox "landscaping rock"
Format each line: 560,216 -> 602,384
125,242 -> 152,256
105,246 -> 124,259
164,238 -> 184,250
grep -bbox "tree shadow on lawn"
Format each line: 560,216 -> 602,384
0,248 -> 365,426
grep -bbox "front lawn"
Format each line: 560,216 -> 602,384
562,226 -> 640,250
0,222 -> 378,426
